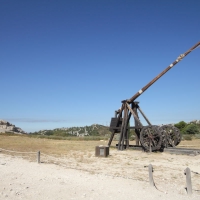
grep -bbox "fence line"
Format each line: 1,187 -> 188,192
191,171 -> 200,176
41,152 -> 63,160
1,148 -> 200,196
0,147 -> 36,154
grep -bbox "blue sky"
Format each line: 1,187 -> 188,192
1,0 -> 200,132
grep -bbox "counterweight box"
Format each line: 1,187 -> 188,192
95,146 -> 109,157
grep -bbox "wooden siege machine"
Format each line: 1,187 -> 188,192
108,41 -> 200,152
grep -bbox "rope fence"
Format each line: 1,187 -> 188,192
0,148 -> 36,154
0,147 -> 200,196
148,164 -> 200,195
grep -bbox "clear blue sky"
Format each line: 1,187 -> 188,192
1,0 -> 200,132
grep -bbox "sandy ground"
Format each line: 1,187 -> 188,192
1,148 -> 200,200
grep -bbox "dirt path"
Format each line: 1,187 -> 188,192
1,150 -> 200,200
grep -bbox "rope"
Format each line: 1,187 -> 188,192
176,54 -> 185,61
144,165 -> 181,172
0,148 -> 36,154
41,153 -> 60,159
191,171 -> 200,176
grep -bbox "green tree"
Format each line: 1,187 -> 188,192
174,121 -> 187,131
182,124 -> 200,135
44,130 -> 54,136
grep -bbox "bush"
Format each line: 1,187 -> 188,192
182,135 -> 192,140
0,132 -> 15,136
182,124 -> 200,135
174,121 -> 187,131
194,134 -> 200,139
44,130 -> 54,136
130,134 -> 135,141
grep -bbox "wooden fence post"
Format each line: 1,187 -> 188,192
184,167 -> 192,195
37,151 -> 40,164
148,164 -> 155,187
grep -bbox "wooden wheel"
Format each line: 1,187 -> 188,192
160,125 -> 181,147
140,126 -> 162,152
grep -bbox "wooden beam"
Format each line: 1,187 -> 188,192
137,106 -> 152,126
118,104 -> 126,150
121,106 -> 128,150
126,103 -> 143,127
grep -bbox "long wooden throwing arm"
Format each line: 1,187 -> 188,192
127,41 -> 200,103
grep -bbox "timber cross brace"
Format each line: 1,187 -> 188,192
108,41 -> 200,152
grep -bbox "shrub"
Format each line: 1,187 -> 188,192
182,135 -> 192,140
174,121 -> 187,131
44,130 -> 54,136
0,132 -> 15,136
130,135 -> 135,141
194,134 -> 200,139
182,124 -> 200,135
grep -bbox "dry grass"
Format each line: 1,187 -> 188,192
1,134 -> 200,158
0,135 -> 108,163
178,139 -> 200,148
0,135 -> 107,154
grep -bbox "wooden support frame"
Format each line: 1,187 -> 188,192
121,105 -> 129,150
137,107 -> 152,126
117,103 -> 126,150
125,111 -> 132,149
108,101 -> 152,150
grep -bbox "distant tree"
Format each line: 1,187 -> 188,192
90,129 -> 99,136
174,121 -> 187,131
182,124 -> 200,135
31,131 -> 38,135
44,130 -> 54,136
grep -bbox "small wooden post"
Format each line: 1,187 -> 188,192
149,140 -> 152,153
184,167 -> 192,195
37,151 -> 40,164
148,164 -> 155,187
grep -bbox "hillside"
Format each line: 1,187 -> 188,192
31,124 -> 111,137
1,119 -> 199,138
0,120 -> 26,134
